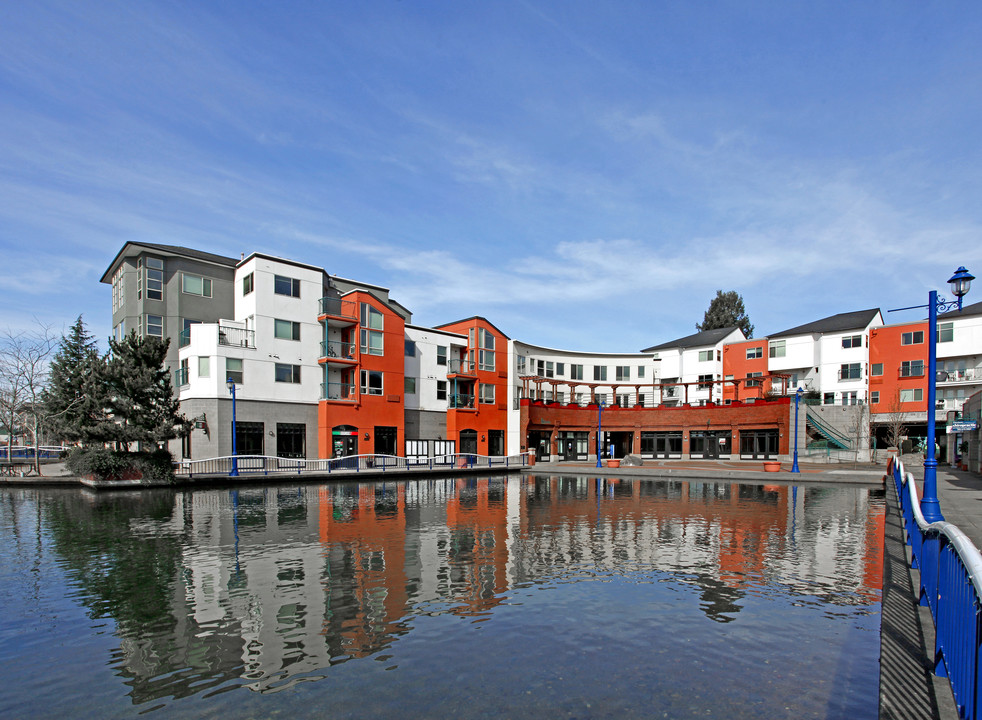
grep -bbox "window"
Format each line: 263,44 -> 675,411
841,335 -> 862,349
274,319 -> 301,341
593,366 -> 607,381
113,320 -> 125,342
111,267 -> 124,312
275,363 -> 301,383
616,366 -> 630,381
900,360 -> 924,377
437,346 -> 448,366
698,373 -> 713,389
436,380 -> 447,400
198,357 -> 210,378
938,322 -> 954,343
226,357 -> 243,384
479,383 -> 495,404
745,371 -> 762,387
698,350 -> 713,362
769,340 -> 786,358
360,369 -> 383,395
870,391 -> 880,404
405,377 -> 416,394
746,346 -> 763,359
142,257 -> 163,301
556,363 -> 565,376
638,366 -> 645,378
823,392 -> 835,405
900,388 -> 923,403
242,272 -> 254,295
841,391 -> 858,406
871,363 -> 883,377
181,273 -> 212,297
536,360 -> 544,376
274,275 -> 301,297
360,303 -> 384,356
145,314 -> 163,337
901,330 -> 924,345
177,358 -> 189,387
840,363 -> 861,380
477,328 -> 495,371
516,355 -> 525,374
545,361 -> 554,378
571,364 -> 584,380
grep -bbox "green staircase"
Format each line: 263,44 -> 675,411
805,407 -> 851,450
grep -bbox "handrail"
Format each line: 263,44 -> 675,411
804,406 -> 851,449
892,459 -> 982,719
175,452 -> 529,477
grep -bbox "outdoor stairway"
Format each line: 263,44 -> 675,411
805,407 -> 851,450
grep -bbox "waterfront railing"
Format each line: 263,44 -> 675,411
176,452 -> 530,478
892,459 -> 982,719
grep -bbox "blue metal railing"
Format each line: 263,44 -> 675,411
176,452 -> 529,478
892,459 -> 982,719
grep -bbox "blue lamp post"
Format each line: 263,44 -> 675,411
791,386 -> 803,474
596,396 -> 605,468
227,377 -> 239,477
920,266 -> 974,522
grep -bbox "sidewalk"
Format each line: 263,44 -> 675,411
903,461 -> 982,552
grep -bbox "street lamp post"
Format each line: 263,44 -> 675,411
919,267 -> 974,522
596,397 -> 605,468
227,377 -> 239,477
791,386 -> 803,474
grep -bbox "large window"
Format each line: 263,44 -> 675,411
556,363 -> 565,376
839,363 -> 861,380
871,363 -> 883,377
437,346 -> 448,366
900,360 -> 924,377
900,388 -> 923,402
145,314 -> 163,337
841,335 -> 862,348
111,266 -> 124,312
360,303 -> 384,356
746,346 -> 763,359
616,366 -> 630,381
477,328 -> 495,371
405,340 -> 416,357
593,365 -> 607,381
405,377 -> 416,394
901,330 -> 924,345
276,423 -> 305,459
938,322 -> 954,343
698,373 -> 713,389
226,357 -> 243,384
698,350 -> 713,362
274,275 -> 301,297
637,365 -> 644,378
198,357 -> 210,378
479,383 -> 495,404
571,364 -> 583,380
140,257 -> 163,301
436,380 -> 447,400
360,369 -> 383,395
242,272 -> 254,295
181,273 -> 212,297
274,319 -> 301,341
870,391 -> 880,404
745,371 -> 762,387
769,340 -> 786,358
275,363 -> 301,383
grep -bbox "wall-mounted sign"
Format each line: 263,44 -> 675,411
948,420 -> 979,433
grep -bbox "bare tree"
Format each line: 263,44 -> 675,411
0,324 -> 57,475
882,387 -> 910,455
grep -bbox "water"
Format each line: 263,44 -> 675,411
0,476 -> 884,718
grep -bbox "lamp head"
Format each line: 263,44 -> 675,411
226,377 -> 235,393
948,266 -> 974,299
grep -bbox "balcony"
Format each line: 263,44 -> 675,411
218,326 -> 255,349
838,369 -> 863,381
321,382 -> 356,401
447,359 -> 477,377
175,367 -> 189,388
319,297 -> 358,326
320,340 -> 356,363
179,328 -> 191,348
449,393 -> 475,410
939,367 -> 982,383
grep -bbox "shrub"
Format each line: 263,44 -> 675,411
66,447 -> 175,483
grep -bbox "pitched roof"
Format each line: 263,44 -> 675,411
100,242 -> 237,282
641,326 -> 740,353
768,308 -> 881,338
938,299 -> 982,319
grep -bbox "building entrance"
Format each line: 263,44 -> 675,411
740,429 -> 779,459
374,426 -> 397,456
460,429 -> 478,456
528,431 -> 551,461
690,431 -> 732,459
332,425 -> 358,458
601,431 -> 634,459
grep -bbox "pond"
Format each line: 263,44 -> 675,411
0,475 -> 884,718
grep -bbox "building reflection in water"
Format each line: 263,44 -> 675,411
40,475 -> 883,704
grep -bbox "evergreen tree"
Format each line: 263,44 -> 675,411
103,332 -> 188,447
43,316 -> 104,444
696,290 -> 754,338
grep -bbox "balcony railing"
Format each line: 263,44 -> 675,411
319,297 -> 358,320
218,326 -> 255,349
899,365 -> 925,378
940,367 -> 982,383
175,368 -> 189,387
179,329 -> 191,348
321,340 -> 356,360
449,393 -> 475,409
447,359 -> 476,375
321,382 -> 356,401
838,369 -> 863,381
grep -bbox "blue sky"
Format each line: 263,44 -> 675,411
2,1 -> 981,351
